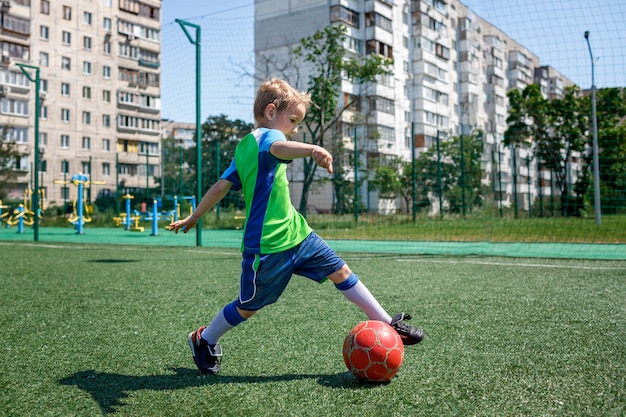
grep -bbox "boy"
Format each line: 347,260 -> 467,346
168,78 -> 423,375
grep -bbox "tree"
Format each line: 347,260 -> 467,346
505,84 -> 586,216
0,126 -> 27,200
157,136 -> 194,197
256,24 -> 392,216
450,131 -> 485,214
593,88 -> 626,214
546,85 -> 587,215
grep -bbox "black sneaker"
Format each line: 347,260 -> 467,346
188,326 -> 222,375
390,313 -> 424,345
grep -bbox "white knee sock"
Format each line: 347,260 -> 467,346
341,280 -> 392,323
201,310 -> 234,345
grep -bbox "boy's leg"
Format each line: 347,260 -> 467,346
201,301 -> 249,344
331,267 -> 424,345
333,271 -> 392,323
189,301 -> 249,375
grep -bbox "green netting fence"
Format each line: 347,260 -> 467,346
2,1 -> 625,251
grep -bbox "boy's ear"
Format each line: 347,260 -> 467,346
264,103 -> 276,120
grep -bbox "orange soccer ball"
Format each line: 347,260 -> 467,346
342,320 -> 405,382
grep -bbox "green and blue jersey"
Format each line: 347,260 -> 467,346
221,128 -> 312,254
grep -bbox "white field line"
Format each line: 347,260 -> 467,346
395,257 -> 626,271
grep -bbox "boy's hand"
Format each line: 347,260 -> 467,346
167,215 -> 198,234
312,147 -> 333,174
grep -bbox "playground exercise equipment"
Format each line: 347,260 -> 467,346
114,195 -> 183,235
7,204 -> 32,233
53,173 -> 105,234
0,200 -> 8,228
4,189 -> 45,233
113,194 -> 144,232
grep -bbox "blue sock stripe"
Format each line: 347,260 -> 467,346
223,301 -> 246,326
334,273 -> 359,291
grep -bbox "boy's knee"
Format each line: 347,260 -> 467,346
223,301 -> 254,325
328,264 -> 352,284
333,272 -> 359,291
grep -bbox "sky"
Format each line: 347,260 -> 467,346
160,1 -> 626,124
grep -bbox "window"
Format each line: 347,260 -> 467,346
103,66 -> 111,79
102,163 -> 110,176
103,17 -> 112,30
366,40 -> 393,59
368,96 -> 394,114
365,12 -> 392,32
40,25 -> 49,40
41,106 -> 48,120
61,108 -> 70,122
63,6 -> 71,20
102,138 -> 110,151
140,3 -> 160,20
102,90 -> 111,102
62,31 -> 71,45
61,57 -> 71,71
82,86 -> 91,99
40,132 -> 48,147
435,43 -> 450,60
83,12 -> 92,25
82,136 -> 90,149
423,110 -> 449,128
5,127 -> 28,144
83,61 -> 92,75
60,134 -> 70,148
61,160 -> 70,173
1,98 -> 29,116
82,111 -> 91,124
330,5 -> 359,28
103,0 -> 111,7
102,114 -> 111,127
39,52 -> 49,67
120,0 -> 140,14
40,79 -> 48,93
61,83 -> 70,96
103,41 -> 111,55
84,37 -> 92,51
81,161 -> 90,174
40,0 -> 50,15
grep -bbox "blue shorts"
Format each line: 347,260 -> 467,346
237,232 -> 345,311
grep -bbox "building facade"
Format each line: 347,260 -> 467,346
0,0 -> 161,206
254,0 -> 575,213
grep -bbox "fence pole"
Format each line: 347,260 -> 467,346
411,123 -> 416,223
17,64 -> 41,241
176,19 -> 202,246
512,146 -> 518,218
436,130 -> 443,220
527,156 -> 531,217
584,31 -> 601,225
460,134 -> 466,217
497,144 -> 503,218
353,127 -> 358,223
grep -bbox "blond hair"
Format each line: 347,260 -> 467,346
253,78 -> 311,125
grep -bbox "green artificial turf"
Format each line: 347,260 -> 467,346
1,242 -> 624,416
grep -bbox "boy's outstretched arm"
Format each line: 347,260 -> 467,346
167,179 -> 233,233
270,141 -> 333,174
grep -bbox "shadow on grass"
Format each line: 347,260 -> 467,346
60,368 -> 376,414
87,259 -> 139,263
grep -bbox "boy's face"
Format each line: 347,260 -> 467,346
266,102 -> 306,139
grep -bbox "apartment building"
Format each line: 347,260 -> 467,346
0,0 -> 161,206
254,0 -> 574,213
